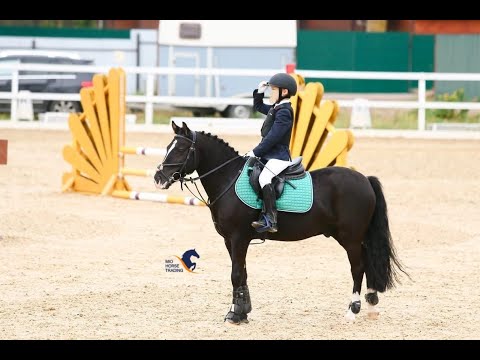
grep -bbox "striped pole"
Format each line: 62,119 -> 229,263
112,190 -> 206,206
120,168 -> 156,177
121,146 -> 166,156
119,168 -> 199,179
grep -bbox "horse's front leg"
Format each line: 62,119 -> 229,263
224,236 -> 251,325
224,237 -> 251,313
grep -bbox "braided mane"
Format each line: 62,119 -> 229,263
198,131 -> 239,155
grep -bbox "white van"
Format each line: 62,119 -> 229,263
158,20 -> 297,118
0,50 -> 95,113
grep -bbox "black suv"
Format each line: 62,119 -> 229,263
0,50 -> 96,113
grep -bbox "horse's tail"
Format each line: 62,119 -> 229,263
364,176 -> 408,292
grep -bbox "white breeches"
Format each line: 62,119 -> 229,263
259,159 -> 293,188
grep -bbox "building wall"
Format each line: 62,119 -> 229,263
298,20 -> 373,32
104,20 -> 136,29
138,20 -> 158,29
277,20 -> 480,34
299,20 -> 353,31
388,20 -> 414,32
105,20 -> 158,29
415,20 -> 480,34
390,20 -> 480,34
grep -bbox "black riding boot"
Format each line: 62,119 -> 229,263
251,184 -> 278,233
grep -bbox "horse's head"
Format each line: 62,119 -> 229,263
182,248 -> 200,261
154,121 -> 198,189
190,248 -> 200,259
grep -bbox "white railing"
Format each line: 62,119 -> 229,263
1,62 -> 480,130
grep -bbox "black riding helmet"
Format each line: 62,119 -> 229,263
268,73 -> 297,97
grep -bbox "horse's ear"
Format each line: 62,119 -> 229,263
172,121 -> 180,134
181,121 -> 191,136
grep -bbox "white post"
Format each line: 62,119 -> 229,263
194,53 -> 200,97
214,55 -> 220,97
10,70 -> 19,122
145,73 -> 154,125
206,47 -> 213,97
168,45 -> 175,96
418,76 -> 426,131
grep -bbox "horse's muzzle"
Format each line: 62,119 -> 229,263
154,170 -> 181,190
154,179 -> 170,190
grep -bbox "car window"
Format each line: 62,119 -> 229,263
0,56 -> 20,63
73,59 -> 94,65
0,55 -> 92,65
49,57 -> 74,65
20,56 -> 51,64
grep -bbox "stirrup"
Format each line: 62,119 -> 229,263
251,213 -> 266,229
252,214 -> 277,233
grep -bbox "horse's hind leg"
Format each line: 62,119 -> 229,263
343,241 -> 365,322
360,237 -> 380,319
365,280 -> 380,319
225,236 -> 251,325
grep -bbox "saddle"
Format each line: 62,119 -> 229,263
248,156 -> 306,199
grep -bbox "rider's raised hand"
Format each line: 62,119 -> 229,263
257,81 -> 269,94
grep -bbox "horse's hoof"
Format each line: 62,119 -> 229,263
224,317 -> 248,325
225,318 -> 241,325
225,311 -> 242,325
365,292 -> 379,306
224,311 -> 248,325
349,300 -> 361,314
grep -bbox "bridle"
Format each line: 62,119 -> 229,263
157,132 -> 198,188
156,131 -> 243,207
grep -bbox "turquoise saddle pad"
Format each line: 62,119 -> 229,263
234,162 -> 313,213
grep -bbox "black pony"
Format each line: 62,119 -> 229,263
155,121 -> 407,324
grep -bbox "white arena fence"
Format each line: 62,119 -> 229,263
1,62 -> 480,130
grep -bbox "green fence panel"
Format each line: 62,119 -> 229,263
296,30 -> 354,91
297,30 -> 435,93
411,35 -> 435,90
352,32 -> 409,92
0,26 -> 130,39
